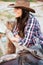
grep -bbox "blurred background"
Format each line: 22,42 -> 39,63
0,0 -> 43,2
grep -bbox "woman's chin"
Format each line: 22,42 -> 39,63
15,16 -> 20,18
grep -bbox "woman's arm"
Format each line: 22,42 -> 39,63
33,18 -> 43,48
6,29 -> 19,43
18,18 -> 43,48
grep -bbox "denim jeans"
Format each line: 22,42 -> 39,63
1,59 -> 18,65
1,55 -> 43,65
18,45 -> 43,65
38,60 -> 43,65
18,55 -> 43,65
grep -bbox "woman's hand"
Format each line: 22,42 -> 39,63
5,29 -> 24,53
13,34 -> 20,42
6,29 -> 20,43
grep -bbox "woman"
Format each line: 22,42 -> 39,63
9,0 -> 43,48
5,0 -> 43,65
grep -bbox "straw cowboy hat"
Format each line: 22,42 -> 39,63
9,0 -> 35,13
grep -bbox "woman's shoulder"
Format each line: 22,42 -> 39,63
26,13 -> 40,29
27,13 -> 35,23
29,13 -> 39,23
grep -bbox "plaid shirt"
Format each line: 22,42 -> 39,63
13,14 -> 43,48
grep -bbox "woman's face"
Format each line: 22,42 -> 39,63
14,8 -> 22,18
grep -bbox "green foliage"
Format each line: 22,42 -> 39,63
1,0 -> 36,2
1,0 -> 34,2
2,0 -> 16,2
30,0 -> 34,2
0,50 -> 3,57
30,0 -> 36,2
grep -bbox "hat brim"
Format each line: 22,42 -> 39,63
9,4 -> 35,13
15,6 -> 35,13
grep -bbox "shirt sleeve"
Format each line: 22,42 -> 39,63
33,18 -> 43,48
